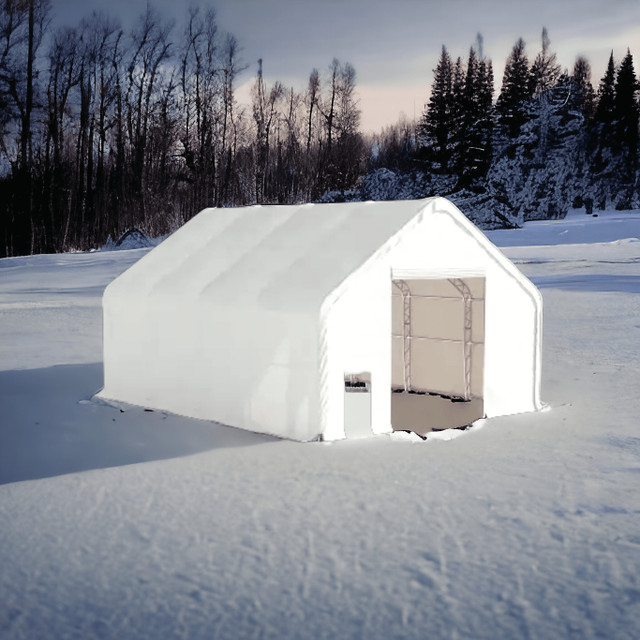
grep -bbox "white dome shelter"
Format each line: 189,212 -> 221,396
97,197 -> 542,441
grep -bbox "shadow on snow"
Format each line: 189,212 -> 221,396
532,274 -> 640,293
0,362 -> 277,485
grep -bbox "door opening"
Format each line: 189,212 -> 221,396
391,277 -> 485,435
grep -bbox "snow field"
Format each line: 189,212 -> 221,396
1,209 -> 639,639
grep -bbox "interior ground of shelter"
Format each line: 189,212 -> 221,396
391,392 -> 484,435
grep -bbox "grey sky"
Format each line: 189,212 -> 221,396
54,0 -> 640,131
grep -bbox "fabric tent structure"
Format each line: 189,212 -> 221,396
98,197 -> 542,441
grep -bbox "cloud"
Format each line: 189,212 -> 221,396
53,0 -> 640,132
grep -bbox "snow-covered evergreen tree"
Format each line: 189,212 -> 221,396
529,28 -> 561,97
569,58 -> 596,207
360,33 -> 637,229
488,81 -> 584,221
418,46 -> 454,171
488,33 -> 584,221
447,56 -> 466,175
589,50 -> 639,209
495,38 -> 532,143
614,50 -> 639,167
613,50 -> 639,207
589,52 -> 618,208
572,56 -> 596,118
595,52 -> 616,123
457,45 -> 494,188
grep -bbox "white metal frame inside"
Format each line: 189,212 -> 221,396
391,277 -> 484,400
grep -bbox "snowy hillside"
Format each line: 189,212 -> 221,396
1,209 -> 640,639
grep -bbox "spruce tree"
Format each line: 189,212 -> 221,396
419,45 -> 454,171
613,49 -> 639,205
529,27 -> 561,96
489,31 -> 583,222
572,56 -> 596,118
489,73 -> 585,222
570,58 -> 596,207
590,52 -> 619,208
454,47 -> 478,180
448,56 -> 465,172
614,49 -> 639,158
595,52 -> 616,123
475,58 -> 495,176
458,45 -> 494,187
463,47 -> 479,114
496,38 -> 532,141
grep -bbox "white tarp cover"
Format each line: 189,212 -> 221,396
98,197 -> 542,441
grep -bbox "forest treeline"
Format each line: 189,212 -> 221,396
0,1 -> 638,257
365,28 -> 640,229
0,0 -> 364,256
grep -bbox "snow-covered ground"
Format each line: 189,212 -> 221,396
1,208 -> 639,639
